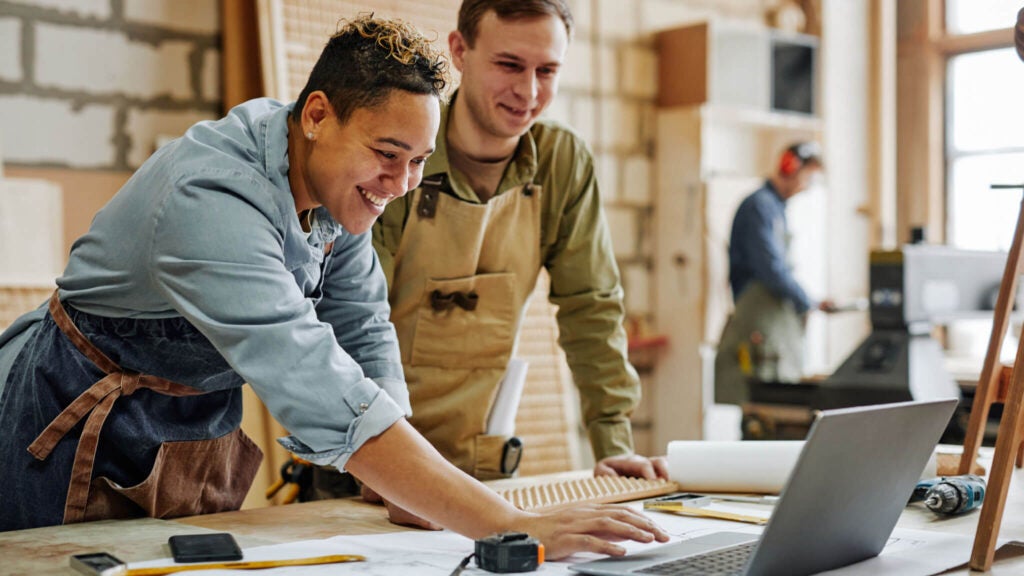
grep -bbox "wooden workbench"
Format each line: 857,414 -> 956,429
3,465 -> 1024,575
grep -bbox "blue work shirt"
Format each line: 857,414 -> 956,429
0,98 -> 409,472
728,180 -> 813,314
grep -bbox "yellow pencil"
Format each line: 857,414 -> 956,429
118,554 -> 366,576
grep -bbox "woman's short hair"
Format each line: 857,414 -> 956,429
292,14 -> 449,124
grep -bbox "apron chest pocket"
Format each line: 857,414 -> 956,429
411,273 -> 517,369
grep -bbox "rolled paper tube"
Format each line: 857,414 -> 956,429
667,440 -> 804,494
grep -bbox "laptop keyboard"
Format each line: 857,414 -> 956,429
636,540 -> 757,575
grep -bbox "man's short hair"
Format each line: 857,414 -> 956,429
292,14 -> 449,124
457,0 -> 574,48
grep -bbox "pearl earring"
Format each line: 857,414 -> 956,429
306,132 -> 314,140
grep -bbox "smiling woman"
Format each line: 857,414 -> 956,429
0,14 -> 447,534
289,89 -> 440,235
287,17 -> 445,235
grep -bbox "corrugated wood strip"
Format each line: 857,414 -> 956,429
495,477 -> 678,512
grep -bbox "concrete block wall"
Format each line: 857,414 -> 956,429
0,0 -> 221,170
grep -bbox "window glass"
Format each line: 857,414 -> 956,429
948,152 -> 1024,251
946,46 -> 1024,251
948,48 -> 1024,152
946,0 -> 1021,34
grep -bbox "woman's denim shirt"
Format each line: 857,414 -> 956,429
50,98 -> 410,471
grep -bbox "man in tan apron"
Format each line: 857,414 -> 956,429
308,0 -> 666,514
715,143 -> 833,406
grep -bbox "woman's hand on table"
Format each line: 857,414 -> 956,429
517,503 -> 670,560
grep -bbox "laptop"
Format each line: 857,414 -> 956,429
570,399 -> 958,576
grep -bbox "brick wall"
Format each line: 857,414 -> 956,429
0,0 -> 220,170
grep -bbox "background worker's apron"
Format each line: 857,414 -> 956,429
390,177 -> 541,479
0,293 -> 261,531
714,282 -> 805,406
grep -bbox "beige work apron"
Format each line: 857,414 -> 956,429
390,176 -> 542,479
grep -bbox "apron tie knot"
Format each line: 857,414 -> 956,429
119,371 -> 142,396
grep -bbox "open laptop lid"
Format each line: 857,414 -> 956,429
745,398 -> 957,576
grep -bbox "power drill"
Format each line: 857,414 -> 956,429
910,474 -> 986,516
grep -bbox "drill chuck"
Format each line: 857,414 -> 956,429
918,475 -> 986,516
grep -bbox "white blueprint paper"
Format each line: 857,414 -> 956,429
128,506 -> 1006,576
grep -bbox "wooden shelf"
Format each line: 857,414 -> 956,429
701,104 -> 823,133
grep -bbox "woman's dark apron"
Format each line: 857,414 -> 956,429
0,293 -> 261,531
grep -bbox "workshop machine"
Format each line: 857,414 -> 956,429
743,244 -> 1017,441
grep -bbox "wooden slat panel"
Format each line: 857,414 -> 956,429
0,286 -> 53,332
513,272 -> 582,476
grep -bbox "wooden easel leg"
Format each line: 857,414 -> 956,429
970,353 -> 1024,570
961,367 -> 1003,474
1017,417 -> 1024,468
959,197 -> 1024,475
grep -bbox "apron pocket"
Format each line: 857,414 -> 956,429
85,428 -> 262,521
411,273 -> 517,369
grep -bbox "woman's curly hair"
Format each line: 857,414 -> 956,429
293,14 -> 450,124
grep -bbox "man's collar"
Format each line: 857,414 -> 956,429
423,90 -> 539,201
765,178 -> 788,203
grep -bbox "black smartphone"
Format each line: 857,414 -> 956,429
168,533 -> 243,563
69,552 -> 126,575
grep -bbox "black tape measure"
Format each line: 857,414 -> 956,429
450,532 -> 544,575
475,532 -> 543,573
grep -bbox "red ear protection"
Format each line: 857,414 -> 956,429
779,149 -> 802,176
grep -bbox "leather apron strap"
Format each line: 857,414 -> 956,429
27,291 -> 205,524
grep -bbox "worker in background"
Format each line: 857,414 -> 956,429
714,142 -> 834,406
307,0 -> 667,521
0,15 -> 668,558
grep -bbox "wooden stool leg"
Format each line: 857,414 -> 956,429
970,344 -> 1024,570
959,197 -> 1024,474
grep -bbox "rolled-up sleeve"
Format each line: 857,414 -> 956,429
318,230 -> 410,416
149,169 -> 403,471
